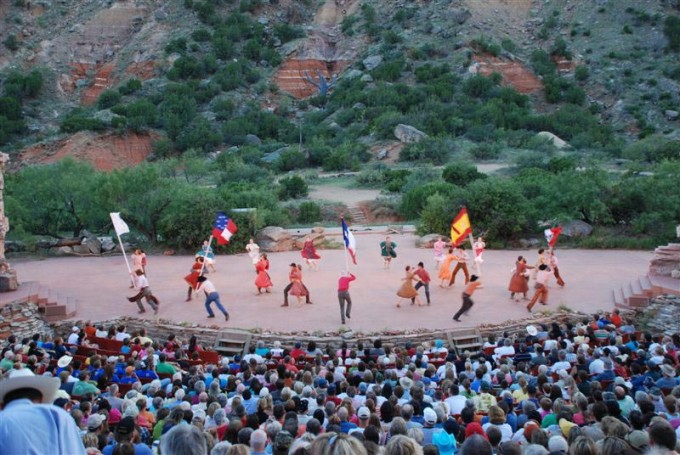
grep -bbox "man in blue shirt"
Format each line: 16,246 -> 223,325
102,416 -> 152,455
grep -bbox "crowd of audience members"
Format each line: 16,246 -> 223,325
2,310 -> 680,454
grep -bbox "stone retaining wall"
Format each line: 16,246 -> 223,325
0,301 -> 54,341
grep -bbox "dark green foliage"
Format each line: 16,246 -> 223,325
322,142 -> 369,171
167,55 -> 204,80
530,49 -> 556,77
276,148 -> 307,171
60,108 -> 106,133
400,181 -> 458,219
550,37 -> 571,59
442,162 -> 487,187
371,56 -> 405,82
400,138 -> 450,165
222,106 -> 296,146
463,73 -> 500,98
277,175 -> 308,200
664,15 -> 680,52
191,28 -> 212,42
152,138 -> 174,158
274,23 -> 304,43
97,89 -> 122,110
471,35 -> 501,56
3,35 -> 18,51
213,36 -> 235,59
214,61 -> 259,91
574,65 -> 589,81
239,0 -> 263,13
5,69 -> 44,99
383,169 -> 411,192
297,201 -> 321,223
622,135 -> 680,162
175,117 -> 222,152
165,37 -> 188,55
118,78 -> 142,95
469,143 -> 501,160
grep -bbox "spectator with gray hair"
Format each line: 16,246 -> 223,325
160,423 -> 206,455
249,428 -> 267,454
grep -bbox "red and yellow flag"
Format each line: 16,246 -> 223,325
450,207 -> 471,247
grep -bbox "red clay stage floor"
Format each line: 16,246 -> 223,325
6,233 -> 653,334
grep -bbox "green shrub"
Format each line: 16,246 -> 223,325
152,138 -> 174,158
622,135 -> 680,162
274,23 -> 304,43
97,89 -> 122,109
297,201 -> 321,223
574,65 -> 589,81
191,28 -> 212,42
165,37 -> 188,54
3,35 -> 18,51
118,78 -> 142,95
371,56 -> 405,81
399,138 -> 450,165
530,49 -> 556,77
664,15 -> 680,52
442,162 -> 487,187
60,109 -> 106,133
463,74 -> 498,98
383,169 -> 411,192
469,143 -> 501,160
276,148 -> 307,171
278,176 -> 308,200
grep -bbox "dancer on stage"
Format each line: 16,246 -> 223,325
549,250 -> 565,287
255,253 -> 273,294
288,263 -> 309,307
183,256 -> 205,302
396,265 -> 422,308
282,263 -> 311,306
127,270 -> 159,315
473,237 -> 486,264
412,262 -> 432,305
129,248 -> 146,288
508,256 -> 532,301
196,240 -> 217,273
453,275 -> 481,322
527,264 -> 551,313
532,248 -> 548,280
337,271 -> 356,324
380,236 -> 397,269
301,237 -> 320,271
433,236 -> 447,270
448,245 -> 470,286
438,247 -> 455,287
196,276 -> 229,321
245,238 -> 260,268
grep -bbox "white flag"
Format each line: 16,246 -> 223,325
110,212 -> 130,236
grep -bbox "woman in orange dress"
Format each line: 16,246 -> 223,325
254,254 -> 273,294
183,256 -> 205,301
288,265 -> 308,307
508,256 -> 533,301
396,265 -> 422,307
437,247 -> 456,287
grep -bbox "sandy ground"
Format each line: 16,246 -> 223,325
5,232 -> 653,334
308,186 -> 382,205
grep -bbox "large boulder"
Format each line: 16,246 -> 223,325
257,227 -> 293,252
561,220 -> 593,237
0,270 -> 18,292
80,229 -> 102,255
416,234 -> 450,249
98,236 -> 117,252
536,131 -> 568,149
363,55 -> 383,71
394,124 -> 428,144
650,244 -> 680,277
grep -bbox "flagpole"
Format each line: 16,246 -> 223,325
115,230 -> 134,287
468,232 -> 481,278
198,235 -> 214,277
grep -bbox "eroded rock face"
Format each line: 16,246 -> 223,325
256,227 -> 294,252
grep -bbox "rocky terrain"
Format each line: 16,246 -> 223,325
0,0 -> 678,169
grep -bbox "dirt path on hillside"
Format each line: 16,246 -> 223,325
308,185 -> 381,205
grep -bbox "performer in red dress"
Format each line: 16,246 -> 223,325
183,256 -> 205,302
301,237 -> 320,271
254,253 -> 273,294
508,256 -> 533,302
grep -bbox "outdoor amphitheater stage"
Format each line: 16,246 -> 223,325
7,233 -> 653,334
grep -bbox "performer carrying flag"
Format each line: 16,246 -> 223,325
341,218 -> 357,265
213,211 -> 238,245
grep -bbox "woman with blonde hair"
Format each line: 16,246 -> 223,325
385,434 -> 423,455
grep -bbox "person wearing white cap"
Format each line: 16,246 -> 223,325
0,368 -> 86,454
67,326 -> 80,345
